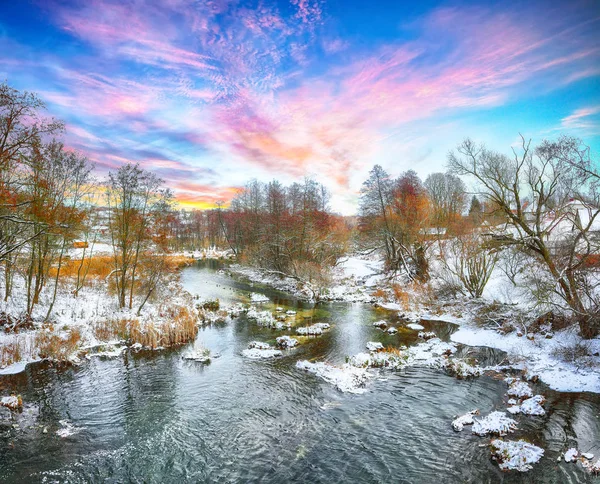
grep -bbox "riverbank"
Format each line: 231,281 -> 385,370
225,253 -> 600,395
0,254 -> 205,374
2,260 -> 599,482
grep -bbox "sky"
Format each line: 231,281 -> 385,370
1,0 -> 599,214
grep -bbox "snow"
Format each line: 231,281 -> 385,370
564,448 -> 579,463
418,331 -> 436,340
349,351 -> 406,369
250,293 -> 269,303
442,358 -> 484,378
452,410 -> 479,432
472,411 -> 518,436
506,381 -> 533,399
0,361 -> 29,375
276,335 -> 298,348
243,341 -> 282,359
295,360 -> 371,394
386,327 -> 398,334
1,395 -> 21,410
182,348 -> 211,363
372,320 -> 387,328
338,256 -> 381,280
490,439 -> 544,472
0,268 -> 203,371
448,311 -> 600,394
296,323 -> 330,336
507,395 -> 545,416
406,323 -> 425,331
366,341 -> 384,352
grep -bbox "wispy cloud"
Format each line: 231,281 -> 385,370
2,0 -> 599,211
561,105 -> 600,132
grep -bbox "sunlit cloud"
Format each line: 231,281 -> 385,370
1,0 -> 599,213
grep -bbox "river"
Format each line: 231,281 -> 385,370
0,260 -> 599,483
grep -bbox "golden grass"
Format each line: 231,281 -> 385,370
93,304 -> 198,349
35,328 -> 81,361
50,254 -> 196,284
392,284 -> 411,311
0,337 -> 25,368
50,255 -> 114,279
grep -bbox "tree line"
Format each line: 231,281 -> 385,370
1,82 -> 173,316
2,81 -> 599,337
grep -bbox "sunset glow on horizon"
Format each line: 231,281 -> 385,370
1,0 -> 599,213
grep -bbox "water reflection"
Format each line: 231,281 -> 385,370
0,261 -> 598,483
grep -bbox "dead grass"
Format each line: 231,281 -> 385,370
93,304 -> 198,349
551,340 -> 595,367
391,284 -> 411,310
0,337 -> 25,368
35,328 -> 81,361
371,288 -> 388,301
50,255 -> 114,279
50,254 -> 196,281
383,346 -> 405,357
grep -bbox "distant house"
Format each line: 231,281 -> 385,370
565,199 -> 600,234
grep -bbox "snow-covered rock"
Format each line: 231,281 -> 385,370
386,327 -> 398,334
582,458 -> 600,474
564,448 -> 579,463
491,439 -> 544,472
246,309 -> 279,328
242,348 -> 282,359
296,323 -> 330,336
242,341 -> 282,359
250,293 -> 269,303
507,395 -> 545,416
296,360 -> 371,394
86,344 -> 126,359
472,411 -> 518,436
406,338 -> 457,365
349,351 -> 406,369
406,323 -> 425,331
418,331 -> 436,340
182,348 -> 211,363
452,410 -> 479,432
0,395 -> 22,410
507,380 -> 533,399
372,320 -> 387,328
276,335 -> 298,349
247,341 -> 271,350
366,341 -> 384,352
443,358 -> 484,378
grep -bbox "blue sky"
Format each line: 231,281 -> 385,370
1,0 -> 599,213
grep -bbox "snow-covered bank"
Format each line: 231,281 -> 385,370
296,360 -> 371,393
449,324 -> 600,393
228,253 -> 384,302
0,272 -> 208,374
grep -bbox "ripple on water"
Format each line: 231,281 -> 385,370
0,263 -> 599,483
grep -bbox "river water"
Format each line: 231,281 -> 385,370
0,261 -> 599,483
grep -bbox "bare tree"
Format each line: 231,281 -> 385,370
424,172 -> 467,228
448,135 -> 600,337
439,233 -> 497,298
106,163 -> 167,309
